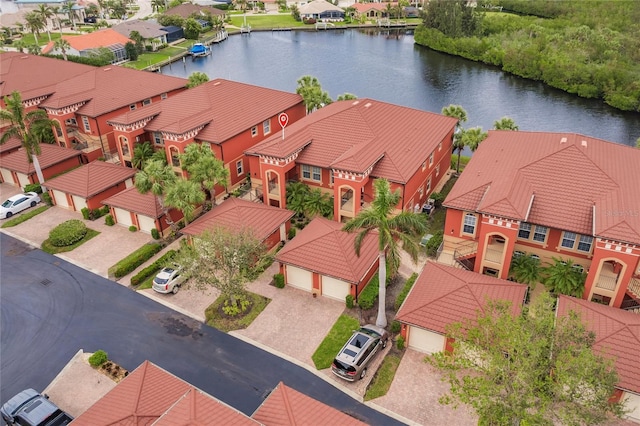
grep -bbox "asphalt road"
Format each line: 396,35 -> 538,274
0,234 -> 402,425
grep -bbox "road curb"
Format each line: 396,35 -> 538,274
0,228 -> 40,249
137,289 -> 206,323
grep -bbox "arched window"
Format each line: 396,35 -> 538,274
170,147 -> 180,167
120,137 -> 129,157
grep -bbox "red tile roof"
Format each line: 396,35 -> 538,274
39,66 -> 186,117
0,52 -> 94,104
275,217 -> 378,284
252,382 -> 367,426
41,29 -> 132,55
444,131 -> 640,245
396,262 -> 527,334
352,3 -> 392,12
109,79 -> 303,144
73,360 -> 258,425
556,296 -> 640,394
181,198 -> 294,241
101,186 -> 163,218
248,99 -> 456,183
0,135 -> 22,155
0,144 -> 82,173
44,161 -> 135,197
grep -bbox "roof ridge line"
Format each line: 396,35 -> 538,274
280,382 -> 297,426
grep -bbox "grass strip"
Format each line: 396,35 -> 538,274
311,314 -> 359,369
364,353 -> 402,401
1,206 -> 49,228
41,229 -> 100,254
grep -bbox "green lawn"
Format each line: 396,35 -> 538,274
17,32 -> 76,46
364,353 -> 402,401
229,14 -> 307,29
41,229 -> 100,254
1,206 -> 49,228
311,314 -> 360,369
205,292 -> 271,332
128,47 -> 188,69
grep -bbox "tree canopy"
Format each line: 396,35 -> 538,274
296,75 -> 332,114
187,71 -> 209,89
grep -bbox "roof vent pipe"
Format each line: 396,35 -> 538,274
581,140 -> 588,147
560,137 -> 567,143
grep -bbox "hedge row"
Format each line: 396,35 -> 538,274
130,249 -> 177,286
358,272 -> 391,310
110,243 -> 163,279
394,273 -> 418,311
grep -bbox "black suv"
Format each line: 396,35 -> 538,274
1,389 -> 73,426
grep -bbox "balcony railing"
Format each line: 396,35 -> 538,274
484,247 -> 504,264
454,240 -> 478,271
628,277 -> 640,298
268,181 -> 279,195
595,275 -> 618,292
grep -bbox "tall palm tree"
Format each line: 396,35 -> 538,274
441,104 -> 468,173
542,257 -> 586,297
0,91 -> 60,191
135,159 -> 179,233
131,141 -> 154,169
24,12 -> 45,45
35,4 -> 55,42
164,179 -> 205,225
50,6 -> 64,35
509,254 -> 541,287
343,178 -> 427,327
179,143 -> 229,206
296,75 -> 332,115
61,1 -> 77,29
460,126 -> 487,152
54,38 -> 71,60
493,116 -> 519,131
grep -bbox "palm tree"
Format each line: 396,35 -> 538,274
493,116 -> 519,131
509,254 -> 541,287
27,44 -> 42,55
35,4 -> 55,42
0,91 -> 60,191
61,1 -> 77,29
343,178 -> 427,327
285,181 -> 309,218
50,6 -> 64,35
304,188 -> 333,219
187,72 -> 209,89
131,141 -> 154,169
151,0 -> 164,12
542,257 -> 586,297
296,75 -> 332,115
441,104 -> 468,173
164,179 -> 205,225
24,12 -> 45,45
179,143 -> 229,206
135,159 -> 179,233
54,38 -> 71,60
460,126 -> 487,152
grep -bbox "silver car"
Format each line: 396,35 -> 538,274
331,324 -> 389,381
152,265 -> 183,294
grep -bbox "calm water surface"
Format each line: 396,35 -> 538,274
161,29 -> 640,147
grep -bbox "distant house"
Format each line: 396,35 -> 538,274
0,145 -> 83,188
160,25 -> 184,43
164,3 -> 226,20
298,1 -> 345,21
112,20 -> 169,50
45,161 -> 136,212
352,2 -> 389,20
275,217 -> 379,300
396,262 -> 527,354
41,28 -> 131,63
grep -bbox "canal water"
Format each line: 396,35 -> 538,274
161,28 -> 640,147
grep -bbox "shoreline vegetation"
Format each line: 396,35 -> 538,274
414,0 -> 640,112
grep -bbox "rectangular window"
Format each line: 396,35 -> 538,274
330,170 -> 334,185
561,232 -> 576,249
129,104 -> 136,111
518,222 -> 531,239
422,161 -> 426,171
312,166 -> 321,181
263,119 -> 271,135
81,116 -> 90,132
429,153 -> 434,166
154,132 -> 163,145
302,164 -> 311,179
418,186 -> 424,196
143,98 -> 151,106
533,226 -> 548,242
236,160 -> 244,176
463,213 -> 476,235
438,141 -> 442,151
161,93 -> 168,100
251,126 -> 258,137
65,118 -> 77,126
435,164 -> 440,176
426,177 -> 431,192
577,235 -> 593,252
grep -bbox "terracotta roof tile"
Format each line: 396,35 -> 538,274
444,131 -> 640,244
41,29 -> 132,54
395,262 -> 527,334
0,53 -> 94,103
181,198 -> 294,241
252,382 -> 367,426
275,217 -> 378,284
44,161 -> 135,197
102,186 -> 162,218
0,135 -> 22,155
0,144 -> 82,173
556,296 -> 640,394
249,99 -> 456,183
39,66 -> 186,117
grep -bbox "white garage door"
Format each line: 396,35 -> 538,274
408,326 -> 445,354
137,215 -> 157,234
52,190 -> 69,208
17,173 -> 30,188
286,266 -> 312,292
71,195 -> 87,212
625,392 -> 640,422
0,168 -> 14,184
322,275 -> 350,301
113,207 -> 133,227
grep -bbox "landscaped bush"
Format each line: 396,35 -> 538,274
24,183 -> 42,194
41,192 -> 52,206
273,273 -> 285,288
396,335 -> 405,350
287,227 -> 296,239
391,320 -> 401,334
424,230 -> 443,257
81,207 -> 91,220
130,249 -> 176,286
48,220 -> 88,247
358,272 -> 391,310
430,191 -> 445,208
151,228 -> 160,240
345,294 -> 354,309
105,214 -> 115,226
109,243 -> 163,279
395,273 -> 418,311
88,349 -> 108,367
129,225 -> 137,232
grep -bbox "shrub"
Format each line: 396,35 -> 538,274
345,294 -> 354,309
395,273 -> 418,311
109,243 -> 163,278
89,349 -> 108,367
129,225 -> 137,232
303,17 -> 316,24
81,207 -> 90,220
41,192 -> 52,206
273,273 -> 285,288
130,249 -> 176,286
287,227 -> 296,239
430,191 -> 445,207
49,220 -> 88,247
425,231 -> 443,257
391,320 -> 401,334
151,228 -> 160,240
357,272 -> 391,310
24,183 -> 42,194
105,214 -> 115,226
396,335 -> 405,350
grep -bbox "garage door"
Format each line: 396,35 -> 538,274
16,173 -> 30,188
71,195 -> 87,212
625,392 -> 640,422
286,266 -> 312,292
113,207 -> 133,227
408,326 -> 445,354
0,168 -> 14,184
322,276 -> 350,301
137,215 -> 157,234
52,190 -> 69,208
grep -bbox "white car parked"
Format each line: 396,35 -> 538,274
0,192 -> 41,219
152,265 -> 183,294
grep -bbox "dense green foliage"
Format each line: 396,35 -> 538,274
424,230 -> 443,257
23,183 -> 42,194
130,249 -> 177,286
358,272 -> 391,310
88,350 -> 108,367
345,294 -> 354,309
394,273 -> 418,311
48,219 -> 88,247
109,243 -> 163,278
415,0 -> 640,111
273,273 -> 285,289
43,53 -> 110,66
